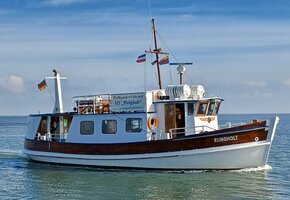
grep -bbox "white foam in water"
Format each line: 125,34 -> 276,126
166,170 -> 206,174
164,165 -> 272,174
229,165 -> 272,173
0,149 -> 24,158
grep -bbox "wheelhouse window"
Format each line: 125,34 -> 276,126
102,120 -> 117,134
126,118 -> 142,132
207,100 -> 216,116
213,100 -> 221,115
187,102 -> 196,115
196,101 -> 208,116
80,121 -> 94,135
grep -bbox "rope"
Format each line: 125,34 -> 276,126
156,31 -> 179,62
147,0 -> 153,20
156,31 -> 197,85
46,85 -> 55,105
156,31 -> 176,84
150,50 -> 159,86
143,24 -> 147,92
185,72 -> 194,85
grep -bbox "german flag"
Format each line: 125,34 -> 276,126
38,79 -> 47,91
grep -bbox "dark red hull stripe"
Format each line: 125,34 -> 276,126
24,121 -> 268,155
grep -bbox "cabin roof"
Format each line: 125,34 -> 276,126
153,97 -> 224,104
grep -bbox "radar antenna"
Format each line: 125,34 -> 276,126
169,63 -> 193,85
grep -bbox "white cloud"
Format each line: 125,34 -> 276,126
0,76 -> 25,93
283,79 -> 290,86
242,80 -> 266,87
253,92 -> 273,98
42,0 -> 90,6
241,91 -> 273,99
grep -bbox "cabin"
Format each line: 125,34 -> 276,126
26,84 -> 222,144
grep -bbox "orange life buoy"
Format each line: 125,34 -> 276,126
147,117 -> 159,130
155,91 -> 162,100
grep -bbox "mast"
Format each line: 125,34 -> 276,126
152,19 -> 162,89
145,19 -> 168,89
53,70 -> 64,113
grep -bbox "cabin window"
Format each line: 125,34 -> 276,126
213,100 -> 221,115
102,120 -> 117,134
63,116 -> 73,133
126,118 -> 142,132
207,100 -> 215,116
80,121 -> 94,135
187,103 -> 196,115
196,102 -> 208,116
37,116 -> 48,135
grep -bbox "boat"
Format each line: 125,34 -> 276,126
23,19 -> 279,170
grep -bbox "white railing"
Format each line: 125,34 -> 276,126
219,122 -> 245,129
70,94 -> 111,114
147,131 -> 171,141
168,125 -> 217,139
36,132 -> 67,142
149,122 -> 247,141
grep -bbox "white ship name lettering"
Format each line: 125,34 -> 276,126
214,135 -> 238,143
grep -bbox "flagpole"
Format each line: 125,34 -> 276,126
144,60 -> 147,92
45,69 -> 67,113
151,19 -> 162,89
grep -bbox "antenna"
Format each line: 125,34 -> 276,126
169,63 -> 193,85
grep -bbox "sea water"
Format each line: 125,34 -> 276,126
0,114 -> 289,200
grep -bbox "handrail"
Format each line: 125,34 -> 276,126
71,95 -> 111,114
169,125 -> 217,138
146,131 -> 171,141
219,122 -> 245,129
37,132 -> 67,142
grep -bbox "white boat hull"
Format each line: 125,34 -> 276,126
24,116 -> 279,170
23,141 -> 271,170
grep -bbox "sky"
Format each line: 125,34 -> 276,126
0,0 -> 290,115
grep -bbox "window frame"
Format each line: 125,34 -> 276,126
213,100 -> 222,116
102,119 -> 117,134
196,101 -> 209,116
206,100 -> 216,116
187,102 -> 196,115
80,121 -> 94,135
126,118 -> 143,133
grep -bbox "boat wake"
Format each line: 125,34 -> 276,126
229,165 -> 272,173
0,149 -> 25,158
164,165 -> 272,174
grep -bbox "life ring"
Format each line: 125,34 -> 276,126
148,117 -> 159,130
155,91 -> 162,100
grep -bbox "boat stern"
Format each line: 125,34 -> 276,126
25,115 -> 42,140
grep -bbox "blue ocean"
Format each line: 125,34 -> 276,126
0,114 -> 289,200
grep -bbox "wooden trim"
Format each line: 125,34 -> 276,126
25,121 -> 268,156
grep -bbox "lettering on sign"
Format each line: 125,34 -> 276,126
214,135 -> 238,143
111,93 -> 146,112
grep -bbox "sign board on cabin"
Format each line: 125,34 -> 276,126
110,93 -> 146,113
